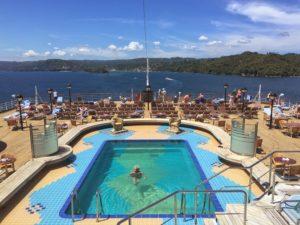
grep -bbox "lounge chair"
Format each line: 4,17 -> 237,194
82,115 -> 93,124
71,120 -> 77,127
111,115 -> 124,133
168,117 -> 181,133
7,119 -> 18,130
217,120 -> 226,128
256,138 -> 263,153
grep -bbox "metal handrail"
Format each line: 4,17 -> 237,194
95,189 -> 104,222
71,189 -> 78,222
195,150 -> 300,200
116,189 -> 248,225
220,165 -> 277,189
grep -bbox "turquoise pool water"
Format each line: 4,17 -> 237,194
66,140 -> 216,216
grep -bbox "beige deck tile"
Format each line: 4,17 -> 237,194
213,164 -> 263,196
0,166 -> 75,225
127,125 -> 170,139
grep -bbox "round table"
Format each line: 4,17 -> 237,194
273,157 -> 297,165
0,156 -> 16,172
283,123 -> 300,128
273,157 -> 297,176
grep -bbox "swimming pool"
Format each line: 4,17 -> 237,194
63,140 -> 219,217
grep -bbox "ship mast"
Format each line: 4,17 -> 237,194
143,0 -> 150,86
141,0 -> 153,110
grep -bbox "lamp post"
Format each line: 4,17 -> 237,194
14,94 -> 24,130
224,84 -> 229,104
142,84 -> 153,110
48,88 -> 53,114
67,83 -> 72,105
269,93 -> 277,129
241,88 -> 248,112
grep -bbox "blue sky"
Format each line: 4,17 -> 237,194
1,0 -> 300,60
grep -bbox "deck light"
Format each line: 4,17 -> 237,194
241,87 -> 247,112
13,94 -> 24,130
48,88 -> 53,114
224,84 -> 229,104
67,83 -> 72,105
269,92 -> 277,129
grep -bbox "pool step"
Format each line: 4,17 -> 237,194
203,218 -> 218,225
264,208 -> 289,225
226,203 -> 289,225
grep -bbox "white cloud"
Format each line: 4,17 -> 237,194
78,47 -> 90,53
44,51 -> 51,56
227,1 -> 300,26
47,42 -> 52,46
62,46 -> 127,58
153,41 -> 161,46
52,50 -> 66,56
117,36 -> 124,40
237,39 -> 251,44
53,47 -> 60,50
23,50 -> 39,57
198,35 -> 208,41
108,44 -> 118,50
207,41 -> 222,46
123,41 -> 144,51
182,44 -> 198,50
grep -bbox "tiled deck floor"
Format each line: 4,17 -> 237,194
0,125 -> 256,225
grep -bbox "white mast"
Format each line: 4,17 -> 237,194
258,84 -> 261,102
143,0 -> 150,86
35,85 -> 38,105
34,85 -> 43,105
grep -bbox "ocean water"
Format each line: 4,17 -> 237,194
67,140 -> 214,216
0,71 -> 300,103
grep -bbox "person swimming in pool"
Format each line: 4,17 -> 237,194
129,165 -> 144,184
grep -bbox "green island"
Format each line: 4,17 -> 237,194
1,51 -> 300,77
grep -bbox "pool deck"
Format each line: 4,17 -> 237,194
0,121 -> 263,225
0,108 -> 300,225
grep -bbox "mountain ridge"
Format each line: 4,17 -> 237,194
1,51 -> 300,77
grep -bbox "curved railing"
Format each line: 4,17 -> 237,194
116,189 -> 248,225
194,149 -> 300,219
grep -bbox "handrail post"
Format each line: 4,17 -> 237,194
183,192 -> 186,222
128,218 -> 132,225
269,155 -> 273,185
248,167 -> 253,203
96,189 -> 99,222
194,192 -> 198,225
271,167 -> 276,203
208,193 -> 211,215
174,193 -> 178,225
71,191 -> 75,222
243,191 -> 247,225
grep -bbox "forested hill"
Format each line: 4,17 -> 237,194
1,51 -> 300,77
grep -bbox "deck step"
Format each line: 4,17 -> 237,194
264,208 -> 289,225
216,213 -> 243,225
203,218 -> 218,225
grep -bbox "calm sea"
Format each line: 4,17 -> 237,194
0,71 -> 299,103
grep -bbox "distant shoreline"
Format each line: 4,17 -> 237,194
0,70 -> 299,78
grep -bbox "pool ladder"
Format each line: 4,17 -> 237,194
71,189 -> 104,223
179,191 -> 212,221
96,189 -> 105,222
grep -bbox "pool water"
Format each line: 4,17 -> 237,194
67,140 -> 215,216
